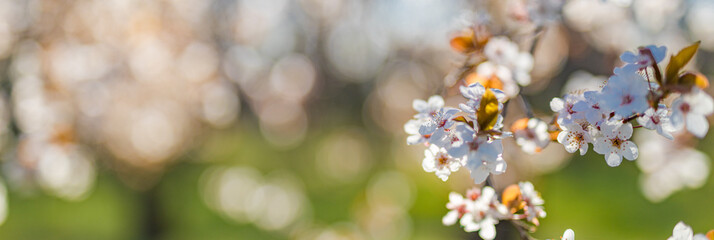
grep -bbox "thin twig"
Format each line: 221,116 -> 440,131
519,93 -> 535,118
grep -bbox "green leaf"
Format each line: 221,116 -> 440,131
665,41 -> 701,85
476,89 -> 500,131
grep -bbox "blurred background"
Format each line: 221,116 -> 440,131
0,0 -> 712,239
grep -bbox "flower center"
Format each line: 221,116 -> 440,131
651,115 -> 660,124
469,140 -> 480,151
611,137 -> 623,148
566,103 -> 575,115
438,119 -> 447,128
437,154 -> 449,166
468,192 -> 480,201
450,135 -> 460,144
574,133 -> 584,143
525,129 -> 536,139
680,103 -> 690,113
621,95 -> 633,105
457,204 -> 468,216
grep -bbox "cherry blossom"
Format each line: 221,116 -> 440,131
442,192 -> 471,226
423,145 -> 462,181
429,123 -> 467,149
405,35 -> 714,239
463,138 -> 507,184
517,181 -> 546,225
598,70 -> 649,118
512,118 -> 550,154
636,105 -> 677,140
593,120 -> 638,167
557,122 -> 593,155
445,126 -> 507,183
442,187 -> 511,240
412,95 -> 445,119
419,107 -> 460,143
446,124 -> 478,158
581,90 -> 608,127
670,87 -> 714,138
620,45 -> 667,70
484,37 -> 520,65
459,187 -> 508,240
551,94 -> 587,125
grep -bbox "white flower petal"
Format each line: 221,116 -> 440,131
413,99 -> 428,112
422,158 -> 436,172
419,121 -> 437,135
436,169 -> 450,181
579,143 -> 589,156
593,138 -> 610,155
460,213 -> 479,232
470,167 -> 490,184
606,153 -> 623,167
491,159 -> 507,174
599,120 -> 619,138
686,114 -> 709,138
620,51 -> 637,63
478,221 -> 497,240
670,110 -> 685,130
563,229 -> 575,240
671,221 -> 693,240
404,119 -> 421,134
556,130 -> 568,143
406,135 -> 423,145
428,95 -> 445,108
691,89 -> 714,115
442,210 -> 459,226
656,127 -> 674,140
448,144 -> 468,159
621,141 -> 638,160
649,45 -> 667,62
448,192 -> 463,204
619,123 -> 633,139
550,98 -> 564,112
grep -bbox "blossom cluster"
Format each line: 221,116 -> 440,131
552,44 -> 713,167
442,182 -> 546,240
405,34 -> 547,184
405,82 -> 508,184
406,25 -> 713,238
